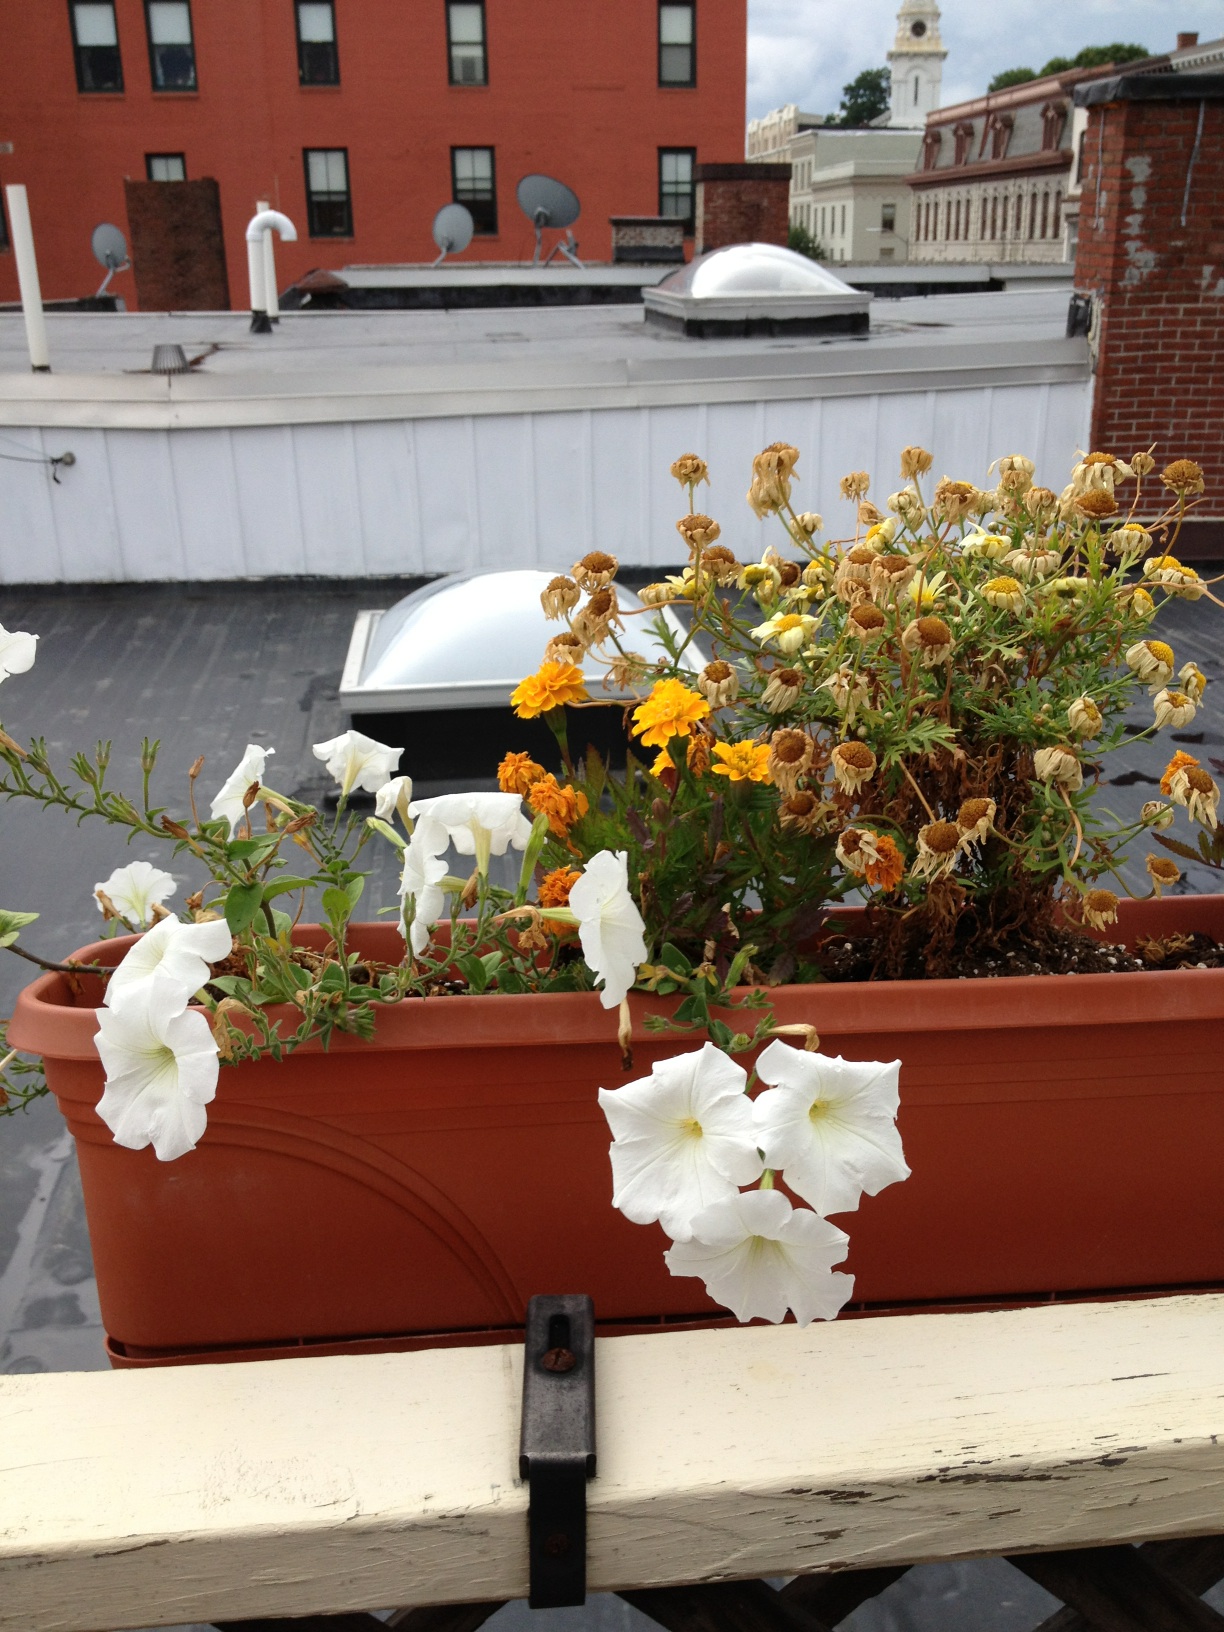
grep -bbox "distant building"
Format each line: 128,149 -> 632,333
787,127 -> 922,262
907,64 -> 1121,265
887,0 -> 946,129
745,104 -> 825,161
1062,31 -> 1224,260
0,0 -> 748,308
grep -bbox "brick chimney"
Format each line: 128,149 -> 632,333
694,163 -> 791,256
1073,72 -> 1224,556
1176,31 -> 1199,49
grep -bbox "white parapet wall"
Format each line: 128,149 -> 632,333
0,297 -> 1091,585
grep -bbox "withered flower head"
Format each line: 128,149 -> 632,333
778,789 -> 828,834
957,797 -> 997,847
840,471 -> 871,501
573,585 -> 621,645
760,666 -> 804,712
541,575 -> 581,619
1130,450 -> 1156,477
888,486 -> 927,521
912,820 -> 963,880
544,630 -> 586,665
857,500 -> 885,528
676,513 -> 722,550
1032,745 -> 1083,791
901,614 -> 953,666
1026,485 -> 1059,521
848,601 -> 888,640
747,442 -> 800,517
776,560 -> 802,588
1141,799 -> 1175,830
991,453 -> 1036,493
700,544 -> 740,586
932,478 -> 980,523
767,727 -> 814,794
1074,488 -> 1119,519
670,453 -> 710,489
899,445 -> 934,479
1161,458 -> 1206,497
1145,853 -> 1181,896
1082,888 -> 1120,930
830,739 -> 876,796
793,511 -> 823,537
571,551 -> 619,591
697,659 -> 739,708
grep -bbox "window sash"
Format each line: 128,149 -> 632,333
297,0 -> 339,83
448,2 -> 487,84
451,146 -> 497,232
73,2 -> 117,45
147,2 -> 190,44
297,1 -> 334,42
658,148 -> 695,229
146,0 -> 195,88
658,2 -> 694,85
146,152 -> 186,180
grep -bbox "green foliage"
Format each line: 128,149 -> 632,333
788,223 -> 829,262
989,43 -> 1149,92
829,66 -> 890,127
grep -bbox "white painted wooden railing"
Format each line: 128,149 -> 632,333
1,1294 -> 1223,1632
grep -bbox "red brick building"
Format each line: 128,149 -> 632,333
0,0 -> 746,308
1072,70 -> 1224,545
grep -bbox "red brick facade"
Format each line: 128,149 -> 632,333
1074,78 -> 1224,522
695,163 -> 791,256
0,0 -> 746,308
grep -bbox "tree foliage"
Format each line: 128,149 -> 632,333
988,43 -> 1149,93
829,66 -> 890,127
788,223 -> 829,262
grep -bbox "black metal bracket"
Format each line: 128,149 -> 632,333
519,1294 -> 596,1610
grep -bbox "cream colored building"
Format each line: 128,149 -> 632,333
787,126 -> 923,262
745,103 -> 824,161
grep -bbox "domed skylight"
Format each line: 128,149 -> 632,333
657,243 -> 862,301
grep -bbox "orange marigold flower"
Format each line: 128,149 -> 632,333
528,774 -> 590,838
511,661 -> 589,720
497,750 -> 547,796
1160,749 -> 1200,797
711,740 -> 773,784
631,678 -> 710,749
864,834 -> 905,892
538,866 -> 582,908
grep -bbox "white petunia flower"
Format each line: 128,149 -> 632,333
664,1189 -> 853,1325
94,976 -> 220,1162
94,861 -> 177,929
210,743 -> 275,833
752,1041 -> 908,1216
105,915 -> 233,1014
374,774 -> 414,826
398,825 -> 450,955
0,624 -> 37,682
568,849 -> 648,1009
313,730 -> 401,799
598,1042 -> 763,1239
408,790 -> 533,877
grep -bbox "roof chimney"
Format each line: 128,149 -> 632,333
1177,31 -> 1199,49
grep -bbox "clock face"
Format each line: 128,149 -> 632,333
911,18 -> 927,35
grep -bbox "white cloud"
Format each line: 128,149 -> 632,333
748,0 -> 1221,122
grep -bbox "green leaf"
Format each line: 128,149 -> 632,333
659,942 -> 693,977
654,978 -> 678,996
345,875 -> 366,909
262,875 -> 314,901
455,952 -> 488,993
321,887 -> 352,923
0,908 -> 39,948
226,835 -> 282,864
1154,834 -> 1204,863
479,950 -> 504,978
497,967 -> 526,995
224,882 -> 264,934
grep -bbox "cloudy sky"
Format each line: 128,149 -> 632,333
747,0 -> 1224,120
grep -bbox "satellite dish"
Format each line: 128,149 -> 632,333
90,222 -> 129,297
431,202 -> 474,266
516,175 -> 584,268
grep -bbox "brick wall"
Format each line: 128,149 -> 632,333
124,179 -> 231,311
695,163 -> 791,256
1074,77 -> 1224,524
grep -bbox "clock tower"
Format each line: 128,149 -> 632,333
887,0 -> 946,128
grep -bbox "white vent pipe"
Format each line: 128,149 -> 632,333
245,209 -> 296,331
255,199 -> 280,322
4,185 -> 50,372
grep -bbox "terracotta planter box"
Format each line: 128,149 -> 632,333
9,897 -> 1224,1363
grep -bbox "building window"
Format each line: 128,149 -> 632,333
881,202 -> 896,233
921,129 -> 941,171
840,204 -> 845,235
447,2 -> 487,85
145,1 -> 195,89
451,146 -> 497,233
1041,101 -> 1067,153
953,121 -> 973,166
658,2 -> 695,87
658,148 -> 695,234
69,1 -> 123,92
304,147 -> 352,235
0,192 -> 8,251
1040,191 -> 1049,238
296,1 -> 338,85
1074,129 -> 1086,186
146,152 -> 186,180
1053,188 -> 1062,234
